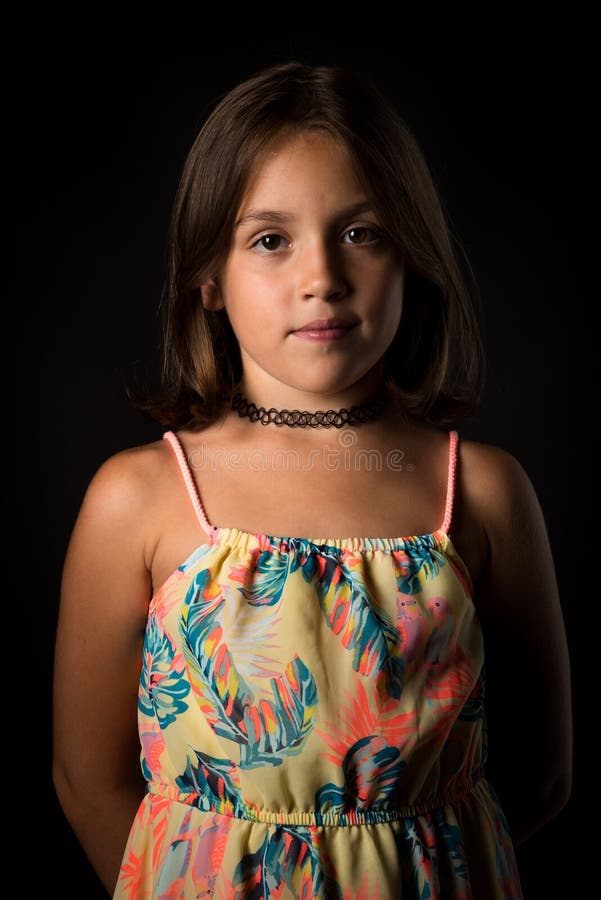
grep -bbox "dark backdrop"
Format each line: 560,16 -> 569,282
9,18 -> 594,899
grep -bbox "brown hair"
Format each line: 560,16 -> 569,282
138,61 -> 486,430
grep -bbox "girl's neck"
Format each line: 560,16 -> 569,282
230,387 -> 390,430
233,368 -> 393,423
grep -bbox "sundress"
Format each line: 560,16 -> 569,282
113,428 -> 524,899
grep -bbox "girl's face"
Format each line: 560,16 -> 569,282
203,130 -> 404,406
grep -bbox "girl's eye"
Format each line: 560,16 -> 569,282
342,226 -> 380,245
251,234 -> 289,253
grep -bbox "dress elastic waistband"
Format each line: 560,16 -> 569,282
146,770 -> 487,827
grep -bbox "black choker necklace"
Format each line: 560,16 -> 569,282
230,389 -> 389,428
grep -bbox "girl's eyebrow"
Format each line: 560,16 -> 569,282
234,200 -> 375,230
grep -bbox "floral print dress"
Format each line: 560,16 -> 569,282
113,429 -> 523,899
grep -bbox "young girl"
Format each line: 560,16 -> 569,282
52,62 -> 572,899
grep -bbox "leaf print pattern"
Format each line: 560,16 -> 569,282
176,750 -> 246,816
232,827 -> 324,900
341,873 -> 383,900
316,735 -> 406,814
395,812 -> 472,899
312,547 -> 405,698
231,537 -> 316,606
237,547 -> 292,606
138,613 -> 191,727
316,676 -> 418,766
218,589 -> 284,682
117,795 -> 172,898
181,567 -> 318,768
392,543 -> 447,595
423,650 -> 479,755
248,656 -> 318,766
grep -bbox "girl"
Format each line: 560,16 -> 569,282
52,62 -> 572,898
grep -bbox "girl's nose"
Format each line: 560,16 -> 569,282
298,240 -> 347,302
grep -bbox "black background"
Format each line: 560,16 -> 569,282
8,17 -> 594,898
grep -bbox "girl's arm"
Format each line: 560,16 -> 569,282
468,442 -> 573,847
53,450 -> 155,896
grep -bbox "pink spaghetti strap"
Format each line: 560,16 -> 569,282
163,431 -> 217,536
440,430 -> 458,534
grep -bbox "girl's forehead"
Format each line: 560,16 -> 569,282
238,131 -> 366,205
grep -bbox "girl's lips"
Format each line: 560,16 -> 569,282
292,319 -> 357,341
292,325 -> 356,341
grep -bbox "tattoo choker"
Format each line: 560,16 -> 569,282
230,389 -> 389,428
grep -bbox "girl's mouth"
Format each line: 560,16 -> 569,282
292,317 -> 359,341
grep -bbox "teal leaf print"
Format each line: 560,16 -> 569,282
139,614 -> 190,727
233,827 -> 324,899
181,568 -> 318,768
241,541 -> 316,606
395,809 -> 470,896
183,582 -> 252,745
241,656 -> 318,769
392,544 -> 447,595
316,735 -> 405,815
240,549 -> 291,606
176,750 -> 247,816
434,813 -> 470,883
313,550 -> 405,698
395,823 -> 436,898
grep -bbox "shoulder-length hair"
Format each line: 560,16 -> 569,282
139,61 -> 486,430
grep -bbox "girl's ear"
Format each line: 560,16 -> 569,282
200,278 -> 225,312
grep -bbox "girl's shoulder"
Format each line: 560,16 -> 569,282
89,419 -> 235,495
455,435 -> 536,522
81,435 -> 175,524
404,417 -> 532,505
432,432 -> 546,598
451,435 -> 547,584
90,435 -> 165,485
